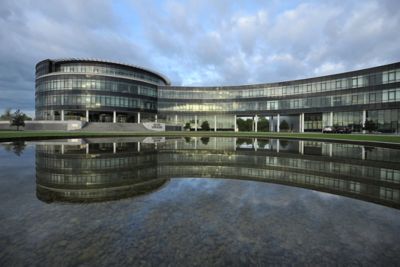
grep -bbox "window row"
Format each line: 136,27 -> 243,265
159,69 -> 400,99
36,78 -> 157,97
53,64 -> 165,85
158,89 -> 400,112
36,94 -> 157,110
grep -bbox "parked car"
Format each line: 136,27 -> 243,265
322,126 -> 334,133
334,126 -> 352,134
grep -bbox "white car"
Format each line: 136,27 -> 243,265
322,126 -> 334,133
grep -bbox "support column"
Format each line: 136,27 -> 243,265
362,110 -> 367,133
113,111 -> 116,123
194,137 -> 197,149
233,137 -> 237,151
61,110 -> 64,121
277,114 -> 280,132
299,113 -> 304,133
113,142 -> 116,154
61,144 -> 64,155
137,112 -> 141,123
277,139 -> 280,153
254,115 -> 258,132
329,111 -> 333,126
234,115 -> 238,132
155,114 -> 158,123
329,143 -> 333,157
175,114 -> 178,125
194,115 -> 198,131
137,142 -> 141,152
86,144 -> 89,154
254,138 -> 258,151
86,110 -> 89,122
214,115 -> 217,132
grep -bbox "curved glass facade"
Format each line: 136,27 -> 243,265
35,59 -> 167,122
35,59 -> 400,132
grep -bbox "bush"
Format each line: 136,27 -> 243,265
258,117 -> 269,132
364,120 -> 377,132
184,122 -> 191,130
280,120 -> 289,131
201,120 -> 210,131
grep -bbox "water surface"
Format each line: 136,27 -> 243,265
0,137 -> 399,266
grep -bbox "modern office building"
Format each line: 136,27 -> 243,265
35,59 -> 400,132
35,58 -> 170,123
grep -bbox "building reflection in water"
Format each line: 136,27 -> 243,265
35,137 -> 400,208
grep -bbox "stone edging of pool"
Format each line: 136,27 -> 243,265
1,131 -> 400,149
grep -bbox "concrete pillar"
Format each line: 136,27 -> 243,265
113,142 -> 117,154
254,115 -> 258,132
155,114 -> 158,123
61,110 -> 64,121
194,137 -> 197,149
299,114 -> 302,132
329,143 -> 333,157
137,142 -> 140,152
113,111 -> 116,123
277,114 -> 280,132
86,110 -> 89,122
194,115 -> 198,131
362,110 -> 367,133
86,144 -> 89,154
233,137 -> 237,151
137,112 -> 141,123
329,111 -> 333,126
174,140 -> 178,150
299,113 -> 304,133
214,115 -> 217,132
61,144 -> 64,155
277,139 -> 280,153
234,115 -> 238,132
175,114 -> 178,125
254,138 -> 258,151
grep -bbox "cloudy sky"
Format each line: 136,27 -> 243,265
0,0 -> 399,115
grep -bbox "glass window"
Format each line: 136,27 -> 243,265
369,93 -> 376,102
389,71 -> 396,81
388,90 -> 396,101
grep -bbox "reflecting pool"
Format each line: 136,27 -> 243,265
0,137 -> 399,266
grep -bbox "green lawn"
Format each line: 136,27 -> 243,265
1,130 -> 400,144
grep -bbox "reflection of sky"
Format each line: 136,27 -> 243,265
0,146 -> 400,266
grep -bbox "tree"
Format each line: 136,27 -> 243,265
258,117 -> 270,132
10,109 -> 26,130
0,108 -> 12,120
184,122 -> 191,131
364,120 -> 377,133
201,120 -> 210,131
280,120 -> 289,131
237,118 -> 253,131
